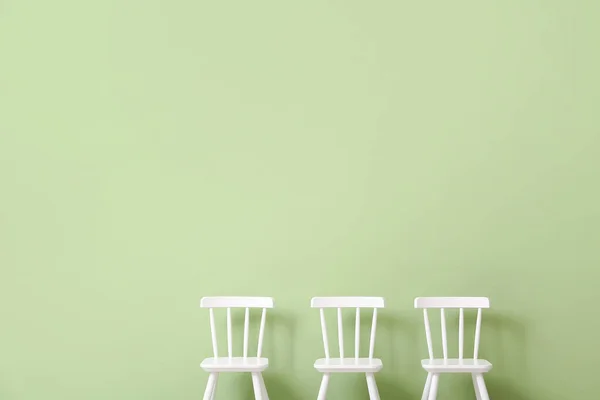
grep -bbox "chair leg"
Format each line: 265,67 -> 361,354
317,373 -> 330,400
365,373 -> 380,400
474,374 -> 490,400
472,373 -> 482,400
203,373 -> 218,400
427,374 -> 439,400
210,373 -> 219,400
251,372 -> 264,400
421,373 -> 432,400
258,373 -> 269,400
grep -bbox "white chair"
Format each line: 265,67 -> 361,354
311,297 -> 385,400
200,297 -> 274,400
415,297 -> 492,400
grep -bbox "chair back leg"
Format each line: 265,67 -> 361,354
203,373 -> 218,400
472,374 -> 482,400
366,373 -> 380,400
474,374 -> 490,400
421,373 -> 432,400
317,373 -> 330,400
251,372 -> 264,400
258,373 -> 269,400
210,373 -> 219,400
427,374 -> 440,400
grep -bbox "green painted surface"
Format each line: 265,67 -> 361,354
1,1 -> 599,399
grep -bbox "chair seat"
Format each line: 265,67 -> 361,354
314,358 -> 383,373
200,357 -> 269,372
421,358 -> 492,373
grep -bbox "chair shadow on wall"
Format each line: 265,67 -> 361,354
263,310 -> 304,400
238,376 -> 303,400
235,309 -> 304,400
467,310 -> 532,400
375,308 -> 533,400
329,310 -> 420,399
373,312 -> 423,399
221,306 -> 537,400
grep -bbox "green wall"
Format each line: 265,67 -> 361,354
1,1 -> 599,399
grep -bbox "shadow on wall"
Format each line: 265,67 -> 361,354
209,305 -> 538,399
237,374 -> 304,400
263,309 -> 422,399
375,374 -> 416,399
482,378 -> 530,400
263,310 -> 303,399
213,308 -> 303,399
481,311 -> 529,399
375,312 -> 422,399
326,308 -> 422,399
400,305 -> 534,400
264,310 -> 296,371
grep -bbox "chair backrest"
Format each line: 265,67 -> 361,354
414,297 -> 490,360
311,297 -> 385,360
200,296 -> 274,358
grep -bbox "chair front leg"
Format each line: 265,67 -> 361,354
203,373 -> 218,400
365,373 -> 380,400
251,372 -> 264,400
421,373 -> 432,400
474,374 -> 490,400
427,374 -> 440,400
317,373 -> 330,400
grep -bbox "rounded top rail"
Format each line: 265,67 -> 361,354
311,297 -> 385,308
200,297 -> 274,308
414,297 -> 489,309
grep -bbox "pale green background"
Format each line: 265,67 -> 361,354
1,1 -> 599,399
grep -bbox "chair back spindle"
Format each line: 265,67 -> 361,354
459,307 -> 464,360
355,308 -> 360,360
423,309 -> 434,360
209,308 -> 218,358
320,308 -> 330,359
474,307 -> 483,359
226,308 -> 233,358
243,307 -> 250,358
337,308 -> 344,358
368,308 -> 378,359
440,308 -> 448,360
